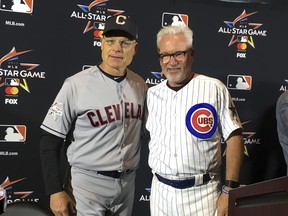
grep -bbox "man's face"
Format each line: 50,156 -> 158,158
158,33 -> 194,87
100,36 -> 137,73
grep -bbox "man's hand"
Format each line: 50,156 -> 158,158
50,191 -> 76,216
216,191 -> 229,216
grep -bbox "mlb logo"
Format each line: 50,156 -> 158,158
93,22 -> 105,39
0,0 -> 33,13
0,125 -> 26,142
237,35 -> 248,43
94,22 -> 105,30
162,12 -> 188,27
227,75 -> 252,90
5,78 -> 20,86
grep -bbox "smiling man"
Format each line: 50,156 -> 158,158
40,15 -> 147,216
146,25 -> 244,216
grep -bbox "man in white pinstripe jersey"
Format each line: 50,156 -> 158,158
145,25 -> 244,216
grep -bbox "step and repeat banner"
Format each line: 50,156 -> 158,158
0,0 -> 288,215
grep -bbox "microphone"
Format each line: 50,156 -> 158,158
0,187 -> 7,214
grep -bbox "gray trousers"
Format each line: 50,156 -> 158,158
71,166 -> 135,216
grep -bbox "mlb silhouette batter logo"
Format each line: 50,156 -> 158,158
0,0 -> 33,13
227,75 -> 252,90
0,125 -> 26,142
186,103 -> 217,139
162,12 -> 188,27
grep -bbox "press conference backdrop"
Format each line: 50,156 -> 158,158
0,0 -> 288,215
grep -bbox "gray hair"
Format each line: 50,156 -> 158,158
156,25 -> 193,50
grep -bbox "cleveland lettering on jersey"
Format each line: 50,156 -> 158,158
87,102 -> 143,127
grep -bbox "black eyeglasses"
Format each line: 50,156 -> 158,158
158,50 -> 189,64
102,36 -> 136,49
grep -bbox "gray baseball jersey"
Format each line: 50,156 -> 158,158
276,90 -> 288,175
41,65 -> 147,172
146,73 -> 242,178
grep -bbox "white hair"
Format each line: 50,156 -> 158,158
156,25 -> 193,49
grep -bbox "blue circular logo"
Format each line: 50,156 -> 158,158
185,103 -> 217,139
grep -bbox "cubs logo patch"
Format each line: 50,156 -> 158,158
185,103 -> 217,139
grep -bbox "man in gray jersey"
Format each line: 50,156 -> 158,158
146,25 -> 244,216
40,15 -> 147,216
276,91 -> 288,175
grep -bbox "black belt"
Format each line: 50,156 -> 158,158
155,173 -> 211,189
97,170 -> 133,178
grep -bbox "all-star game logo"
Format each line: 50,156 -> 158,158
1,176 -> 38,203
145,71 -> 166,87
0,47 -> 45,105
222,120 -> 261,157
218,10 -> 267,59
70,0 -> 124,47
241,120 -> 261,157
139,187 -> 151,202
279,79 -> 288,92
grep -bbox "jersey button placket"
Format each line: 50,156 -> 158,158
171,93 -> 178,175
118,84 -> 126,163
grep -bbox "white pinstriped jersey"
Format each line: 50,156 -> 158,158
41,65 -> 147,172
146,73 -> 242,179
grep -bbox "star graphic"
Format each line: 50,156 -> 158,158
77,0 -> 124,34
224,10 -> 263,48
151,71 -> 162,79
0,47 -> 32,66
242,131 -> 257,157
222,120 -> 253,157
1,176 -> 33,198
145,188 -> 151,193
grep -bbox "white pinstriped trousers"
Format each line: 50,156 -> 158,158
150,175 -> 220,216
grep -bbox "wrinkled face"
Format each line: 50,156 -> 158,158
158,33 -> 194,87
100,36 -> 137,73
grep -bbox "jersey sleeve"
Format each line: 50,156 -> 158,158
276,92 -> 288,135
218,84 -> 242,141
40,79 -> 77,139
276,93 -> 288,175
39,130 -> 67,195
